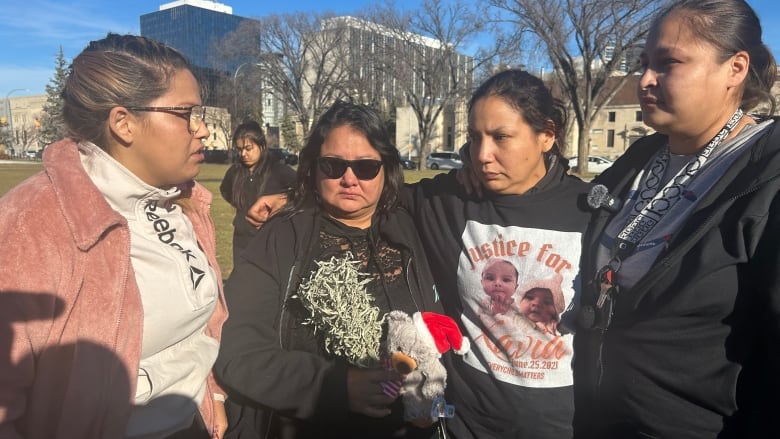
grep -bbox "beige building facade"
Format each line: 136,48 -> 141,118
565,75 -> 652,160
1,94 -> 47,156
395,102 -> 469,160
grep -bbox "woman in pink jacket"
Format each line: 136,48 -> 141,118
0,33 -> 228,439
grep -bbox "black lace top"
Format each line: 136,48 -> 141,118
315,214 -> 418,316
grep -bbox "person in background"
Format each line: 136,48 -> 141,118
0,33 -> 228,439
214,101 -> 441,439
402,69 -> 593,438
220,120 -> 296,264
573,1 -> 780,437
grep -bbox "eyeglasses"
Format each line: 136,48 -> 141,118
317,157 -> 383,180
126,105 -> 207,134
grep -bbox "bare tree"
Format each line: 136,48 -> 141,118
258,12 -> 354,144
486,0 -> 667,171
208,20 -> 269,126
0,126 -> 11,155
366,0 -> 518,159
210,13 -> 353,147
14,122 -> 41,155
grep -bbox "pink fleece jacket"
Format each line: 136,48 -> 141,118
0,139 -> 228,438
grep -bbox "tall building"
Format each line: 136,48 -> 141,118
320,16 -> 474,155
140,1 -> 284,142
140,0 -> 253,70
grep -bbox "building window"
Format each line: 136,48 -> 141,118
608,111 -> 616,122
636,111 -> 643,122
607,129 -> 615,148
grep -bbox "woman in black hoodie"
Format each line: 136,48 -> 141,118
574,1 -> 780,437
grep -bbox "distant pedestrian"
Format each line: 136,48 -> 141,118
220,120 -> 295,265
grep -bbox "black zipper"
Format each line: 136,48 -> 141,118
405,256 -> 422,313
278,262 -> 298,348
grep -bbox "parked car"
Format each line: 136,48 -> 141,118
269,147 -> 298,166
567,155 -> 614,174
425,151 -> 462,170
400,158 -> 417,170
24,150 -> 38,160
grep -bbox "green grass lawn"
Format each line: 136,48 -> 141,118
0,160 -> 445,279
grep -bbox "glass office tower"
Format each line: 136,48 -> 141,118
140,0 -> 253,70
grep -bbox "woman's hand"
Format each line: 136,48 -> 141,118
456,164 -> 483,198
246,194 -> 288,228
454,141 -> 484,197
212,399 -> 228,439
346,366 -> 402,418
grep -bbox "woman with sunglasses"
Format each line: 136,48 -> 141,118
0,33 -> 228,438
220,120 -> 296,265
214,100 -> 441,439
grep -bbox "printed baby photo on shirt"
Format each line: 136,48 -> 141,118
457,220 -> 583,388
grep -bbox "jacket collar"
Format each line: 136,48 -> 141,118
41,139 -> 212,251
78,141 -> 182,221
43,139 -> 126,251
597,118 -> 780,201
587,118 -> 780,312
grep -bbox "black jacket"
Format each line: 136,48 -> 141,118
403,165 -> 593,439
214,206 -> 441,439
574,119 -> 780,438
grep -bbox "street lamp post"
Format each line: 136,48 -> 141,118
3,88 -> 28,155
408,105 -> 412,153
233,62 -> 262,121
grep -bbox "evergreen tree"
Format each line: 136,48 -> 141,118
39,47 -> 69,146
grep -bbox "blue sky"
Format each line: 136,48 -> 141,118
1,0 -> 779,97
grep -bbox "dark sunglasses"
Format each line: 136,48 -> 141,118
317,157 -> 383,180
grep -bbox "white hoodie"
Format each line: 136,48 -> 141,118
79,141 -> 219,438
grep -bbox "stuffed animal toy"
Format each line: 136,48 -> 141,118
384,310 -> 470,427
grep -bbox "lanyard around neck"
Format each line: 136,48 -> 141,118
611,108 -> 744,262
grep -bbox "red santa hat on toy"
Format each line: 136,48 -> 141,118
413,312 -> 470,356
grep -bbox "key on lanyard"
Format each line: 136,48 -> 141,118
596,266 -> 617,309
